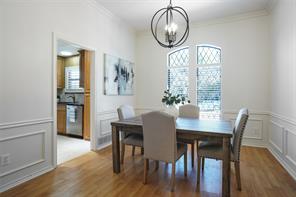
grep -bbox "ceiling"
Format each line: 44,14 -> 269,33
96,0 -> 270,30
57,39 -> 81,57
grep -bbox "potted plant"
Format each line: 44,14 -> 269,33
161,89 -> 190,116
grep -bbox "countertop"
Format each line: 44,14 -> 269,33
57,102 -> 84,106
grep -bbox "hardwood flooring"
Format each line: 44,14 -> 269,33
1,146 -> 296,197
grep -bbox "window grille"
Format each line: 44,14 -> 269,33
197,45 -> 221,119
167,47 -> 189,98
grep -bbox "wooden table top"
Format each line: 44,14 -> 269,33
111,116 -> 233,138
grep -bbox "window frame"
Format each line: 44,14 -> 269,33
167,46 -> 190,98
65,66 -> 84,93
196,44 -> 223,120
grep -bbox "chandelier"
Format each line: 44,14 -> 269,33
151,0 -> 189,48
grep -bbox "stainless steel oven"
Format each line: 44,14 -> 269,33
66,105 -> 83,137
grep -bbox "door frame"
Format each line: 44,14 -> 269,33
52,32 -> 97,167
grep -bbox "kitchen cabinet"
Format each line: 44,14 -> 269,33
79,50 -> 91,93
57,104 -> 66,134
83,93 -> 90,140
80,49 -> 91,140
57,56 -> 65,89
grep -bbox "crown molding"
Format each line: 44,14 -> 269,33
191,9 -> 269,29
136,9 -> 269,36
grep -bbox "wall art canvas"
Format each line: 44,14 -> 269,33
104,54 -> 120,95
118,59 -> 135,95
104,53 -> 135,95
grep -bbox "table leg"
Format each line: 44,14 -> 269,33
112,125 -> 120,173
222,137 -> 231,197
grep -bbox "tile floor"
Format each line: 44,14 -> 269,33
57,135 -> 90,164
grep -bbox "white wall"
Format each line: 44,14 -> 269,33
135,12 -> 271,147
269,0 -> 296,180
0,4 -> 3,122
0,0 -> 135,191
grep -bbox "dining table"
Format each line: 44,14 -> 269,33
111,116 -> 233,197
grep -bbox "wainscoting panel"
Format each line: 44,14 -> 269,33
269,120 -> 284,153
0,120 -> 53,192
286,130 -> 296,167
223,111 -> 269,147
269,114 -> 296,180
0,130 -> 45,177
96,111 -> 118,148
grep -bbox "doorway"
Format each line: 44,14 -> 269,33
53,36 -> 95,165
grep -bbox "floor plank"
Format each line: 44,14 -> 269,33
1,146 -> 296,197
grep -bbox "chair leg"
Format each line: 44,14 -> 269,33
191,143 -> 195,168
120,143 -> 125,164
197,155 -> 201,186
171,162 -> 176,192
202,157 -> 205,171
235,161 -> 242,190
132,146 -> 136,156
184,149 -> 187,177
154,160 -> 159,171
141,147 -> 144,155
143,159 -> 149,184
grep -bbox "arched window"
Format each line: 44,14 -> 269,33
197,45 -> 222,119
167,47 -> 189,98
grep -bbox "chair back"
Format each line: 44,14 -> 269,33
179,104 -> 200,118
232,108 -> 249,161
142,111 -> 176,163
117,105 -> 135,120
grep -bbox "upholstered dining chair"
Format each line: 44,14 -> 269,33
142,111 -> 187,192
117,105 -> 143,164
178,104 -> 200,167
196,108 -> 249,190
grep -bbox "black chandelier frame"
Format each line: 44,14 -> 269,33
151,0 -> 189,48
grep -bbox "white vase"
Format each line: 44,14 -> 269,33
164,105 -> 179,117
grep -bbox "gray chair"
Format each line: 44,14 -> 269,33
196,108 -> 249,190
117,105 -> 143,164
178,104 -> 200,168
142,111 -> 187,192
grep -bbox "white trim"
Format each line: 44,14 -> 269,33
52,32 -> 97,168
135,108 -> 271,116
268,147 -> 296,181
229,118 -> 264,140
0,166 -> 54,193
285,129 -> 296,166
224,110 -> 270,116
97,110 -> 117,116
286,155 -> 296,167
137,10 -> 269,35
97,142 -> 111,150
0,159 -> 45,178
192,10 -> 269,29
0,130 -> 46,142
0,118 -> 53,130
269,120 -> 285,154
99,118 -> 118,136
0,130 -> 46,177
271,112 -> 296,127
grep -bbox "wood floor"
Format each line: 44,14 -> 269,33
1,146 -> 296,197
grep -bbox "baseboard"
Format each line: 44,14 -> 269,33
96,142 -> 111,150
268,146 -> 296,181
242,142 -> 267,148
0,166 -> 54,193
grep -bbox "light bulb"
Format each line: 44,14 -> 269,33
171,22 -> 178,32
